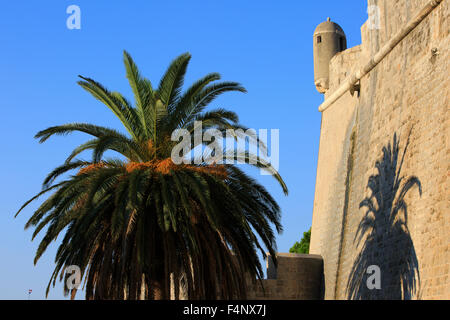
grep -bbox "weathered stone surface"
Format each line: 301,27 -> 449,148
246,254 -> 324,300
310,0 -> 449,300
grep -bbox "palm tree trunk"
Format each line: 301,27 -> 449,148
150,279 -> 165,300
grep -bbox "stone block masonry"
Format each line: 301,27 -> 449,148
246,254 -> 324,300
310,0 -> 449,300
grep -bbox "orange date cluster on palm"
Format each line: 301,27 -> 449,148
77,159 -> 228,179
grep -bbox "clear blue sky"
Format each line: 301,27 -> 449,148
0,1 -> 367,299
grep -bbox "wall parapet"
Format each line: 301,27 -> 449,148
318,0 -> 444,112
246,254 -> 324,300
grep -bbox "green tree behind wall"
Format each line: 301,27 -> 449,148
290,228 -> 311,254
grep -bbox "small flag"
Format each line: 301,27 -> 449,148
28,289 -> 32,294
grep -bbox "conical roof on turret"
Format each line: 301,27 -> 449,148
314,18 -> 345,36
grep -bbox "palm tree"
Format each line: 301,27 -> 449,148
16,51 -> 288,300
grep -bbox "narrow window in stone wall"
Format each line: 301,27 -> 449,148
317,36 -> 322,44
339,37 -> 345,51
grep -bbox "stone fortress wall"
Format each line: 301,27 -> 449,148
310,0 -> 449,299
246,254 -> 324,300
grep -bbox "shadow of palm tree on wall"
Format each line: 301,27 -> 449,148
347,131 -> 422,300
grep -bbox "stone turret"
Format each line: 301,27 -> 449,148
313,18 -> 347,93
